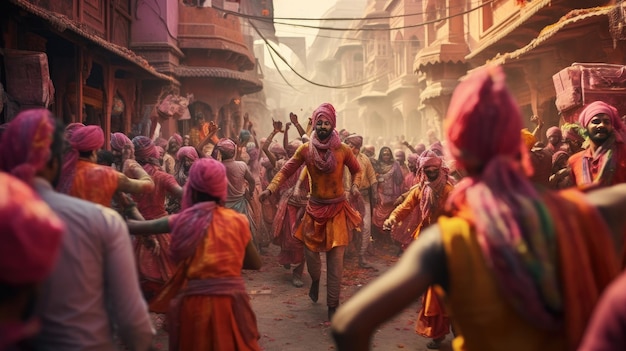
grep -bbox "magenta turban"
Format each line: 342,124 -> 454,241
176,146 -> 199,161
0,109 -> 55,184
546,126 -> 562,139
132,136 -> 158,162
64,122 -> 85,140
58,125 -> 105,193
0,172 -> 65,285
445,65 -> 523,171
344,133 -> 363,149
578,101 -> 624,131
110,132 -> 133,152
182,158 -> 228,208
312,103 -> 337,129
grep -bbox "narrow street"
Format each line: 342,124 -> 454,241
151,242 -> 453,351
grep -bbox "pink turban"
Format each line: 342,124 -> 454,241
269,143 -> 287,159
132,136 -> 158,162
110,132 -> 133,152
286,139 -> 303,157
169,133 -> 183,146
182,158 -> 228,208
546,126 -> 562,139
418,150 -> 443,171
0,172 -> 64,285
445,65 -> 523,171
58,125 -> 105,193
216,138 -> 237,159
579,101 -> 621,128
0,109 -> 55,184
176,146 -> 199,161
155,146 -> 165,158
344,134 -> 363,149
312,103 -> 336,129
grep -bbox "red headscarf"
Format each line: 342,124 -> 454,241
58,125 -> 105,193
0,172 -> 64,285
0,109 -> 55,184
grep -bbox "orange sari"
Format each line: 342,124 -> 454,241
68,160 -> 118,207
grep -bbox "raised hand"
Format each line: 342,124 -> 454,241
289,112 -> 299,124
272,119 -> 284,133
285,122 -> 292,131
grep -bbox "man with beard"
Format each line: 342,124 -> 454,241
163,133 -> 183,175
259,103 -> 362,320
383,150 -> 455,349
569,101 -> 626,187
0,109 -> 154,350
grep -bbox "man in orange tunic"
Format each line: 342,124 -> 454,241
57,125 -> 154,207
260,103 -> 362,320
332,66 -> 626,351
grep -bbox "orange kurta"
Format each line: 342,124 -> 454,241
69,160 -> 118,207
150,207 -> 259,351
438,188 -> 619,351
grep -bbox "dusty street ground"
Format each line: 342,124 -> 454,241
150,241 -> 453,351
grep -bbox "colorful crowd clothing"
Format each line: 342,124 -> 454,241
372,150 -> 404,231
222,158 -> 259,243
150,205 -> 260,351
67,159 -> 119,207
438,188 -> 619,351
569,137 -> 626,186
132,162 -> 179,298
33,178 -> 154,351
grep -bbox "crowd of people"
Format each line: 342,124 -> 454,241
2,63 -> 626,351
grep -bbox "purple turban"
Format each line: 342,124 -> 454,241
58,125 -> 105,193
0,173 -> 65,285
182,158 -> 228,208
312,103 -> 336,129
110,132 -> 133,152
176,146 -> 199,161
0,109 -> 55,184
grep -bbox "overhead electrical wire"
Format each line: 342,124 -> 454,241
249,19 -> 389,90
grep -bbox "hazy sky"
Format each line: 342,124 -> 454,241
272,0 -> 338,46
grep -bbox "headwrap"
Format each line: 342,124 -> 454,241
416,150 -> 447,229
311,102 -> 336,129
171,158 -> 227,262
216,138 -> 237,159
561,123 -> 585,144
269,143 -> 287,159
0,109 -> 55,184
176,146 -> 199,162
415,143 -> 426,156
64,122 -> 85,140
579,101 -> 621,128
110,132 -> 133,152
239,129 -> 251,142
181,158 -> 228,209
0,172 -> 64,285
132,136 -> 159,164
394,149 -> 406,160
155,146 -> 165,159
58,125 -> 105,193
344,133 -> 363,149
445,65 -> 562,331
546,126 -> 562,139
417,150 -> 443,172
552,150 -> 569,167
520,128 -> 537,151
168,133 -> 183,147
286,139 -> 303,158
407,152 -> 420,166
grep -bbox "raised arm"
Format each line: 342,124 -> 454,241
331,225 -> 447,350
289,112 -> 307,137
261,120 -> 283,168
196,121 -> 220,157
